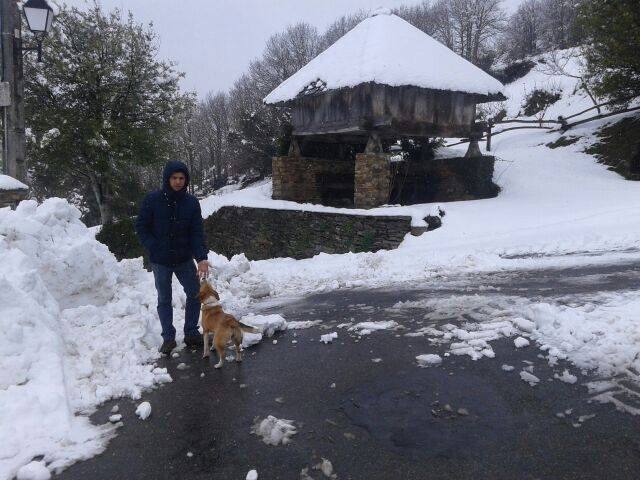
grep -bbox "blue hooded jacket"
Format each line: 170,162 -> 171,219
135,161 -> 208,266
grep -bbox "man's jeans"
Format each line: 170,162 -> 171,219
151,260 -> 201,341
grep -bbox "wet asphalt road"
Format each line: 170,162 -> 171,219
56,260 -> 640,480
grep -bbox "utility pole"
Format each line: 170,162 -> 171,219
1,0 -> 26,182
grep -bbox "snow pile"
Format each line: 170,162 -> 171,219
15,461 -> 50,480
207,252 -> 271,305
0,174 -> 28,191
251,415 -> 297,446
264,11 -> 503,104
0,198 -> 278,479
527,292 -> 640,376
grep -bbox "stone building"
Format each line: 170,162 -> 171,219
264,8 -> 505,208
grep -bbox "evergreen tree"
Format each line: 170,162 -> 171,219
579,0 -> 640,104
24,4 -> 190,224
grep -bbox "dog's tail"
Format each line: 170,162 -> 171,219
237,321 -> 260,334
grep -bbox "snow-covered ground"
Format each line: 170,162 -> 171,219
2,50 -> 640,479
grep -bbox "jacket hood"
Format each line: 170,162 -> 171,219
162,160 -> 190,192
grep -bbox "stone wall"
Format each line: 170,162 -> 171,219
203,206 -> 412,260
390,155 -> 499,204
273,153 -> 497,209
272,155 -> 354,207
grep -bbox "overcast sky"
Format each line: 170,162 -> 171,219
60,0 -> 524,99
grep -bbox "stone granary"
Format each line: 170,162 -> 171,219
265,8 -> 506,208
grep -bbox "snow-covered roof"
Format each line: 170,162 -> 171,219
264,8 -> 504,105
0,174 -> 28,191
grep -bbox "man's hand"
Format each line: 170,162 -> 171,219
197,260 -> 209,278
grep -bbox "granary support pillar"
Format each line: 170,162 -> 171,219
354,134 -> 390,208
464,129 -> 484,158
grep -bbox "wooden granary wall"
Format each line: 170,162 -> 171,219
290,83 -> 479,139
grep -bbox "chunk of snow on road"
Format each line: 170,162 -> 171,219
321,332 -> 338,344
502,364 -> 515,372
313,458 -> 335,477
520,371 -> 540,386
554,369 -> 578,384
287,320 -> 322,329
348,320 -> 398,335
246,470 -> 258,480
108,414 -> 122,423
251,415 -> 297,445
240,314 -> 287,347
416,354 -> 443,366
514,337 -> 530,348
135,402 -> 151,420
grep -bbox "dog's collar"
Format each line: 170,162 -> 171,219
201,297 -> 220,309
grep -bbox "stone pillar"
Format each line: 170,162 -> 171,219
354,153 -> 390,209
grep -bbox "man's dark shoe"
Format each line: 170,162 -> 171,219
184,335 -> 203,348
159,339 -> 177,355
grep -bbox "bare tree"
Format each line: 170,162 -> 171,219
319,11 -> 368,50
503,0 -> 542,60
432,0 -> 506,64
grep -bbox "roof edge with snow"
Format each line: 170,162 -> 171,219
264,10 -> 504,105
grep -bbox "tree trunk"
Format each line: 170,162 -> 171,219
89,171 -> 114,224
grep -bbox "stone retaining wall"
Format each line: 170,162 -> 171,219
204,206 -> 412,260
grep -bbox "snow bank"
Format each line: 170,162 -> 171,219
0,198 -> 277,478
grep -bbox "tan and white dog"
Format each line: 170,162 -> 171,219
198,278 -> 258,368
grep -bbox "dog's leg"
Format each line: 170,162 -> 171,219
202,330 -> 210,359
233,328 -> 243,362
213,335 -> 226,369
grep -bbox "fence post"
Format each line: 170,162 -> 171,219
486,121 -> 493,152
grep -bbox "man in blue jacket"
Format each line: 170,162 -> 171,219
135,161 -> 209,355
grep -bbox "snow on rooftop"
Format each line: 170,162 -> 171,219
0,174 -> 28,191
264,10 -> 504,104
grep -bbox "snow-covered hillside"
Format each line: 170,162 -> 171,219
1,49 -> 639,479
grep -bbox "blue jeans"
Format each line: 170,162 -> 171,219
151,260 -> 201,342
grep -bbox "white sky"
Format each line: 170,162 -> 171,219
60,0 -> 524,98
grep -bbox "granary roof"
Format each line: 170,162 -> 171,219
264,8 -> 505,105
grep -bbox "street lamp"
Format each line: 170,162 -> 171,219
22,0 -> 55,62
1,0 -> 55,182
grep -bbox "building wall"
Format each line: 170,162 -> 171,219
272,155 -> 355,207
291,84 -> 477,138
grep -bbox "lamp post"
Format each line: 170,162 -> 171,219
1,0 -> 54,182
